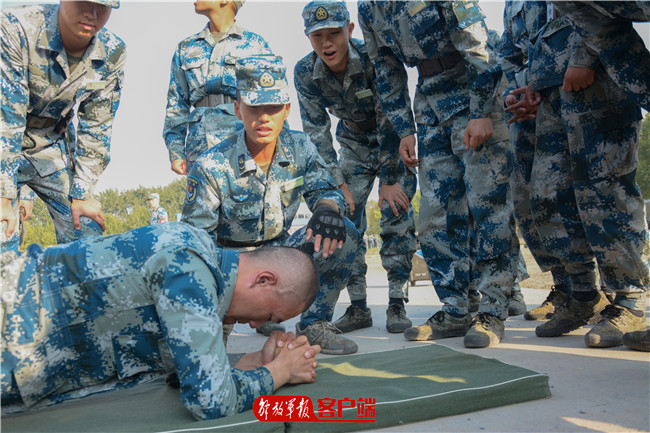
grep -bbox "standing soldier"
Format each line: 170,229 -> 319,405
509,10 -> 646,347
294,0 -> 417,334
163,0 -> 273,176
182,55 -> 360,355
358,1 -> 518,348
0,0 -> 126,252
147,193 -> 168,225
498,1 -> 573,320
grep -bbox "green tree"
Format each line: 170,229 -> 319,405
19,178 -> 189,250
637,113 -> 650,199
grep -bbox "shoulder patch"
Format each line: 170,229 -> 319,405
452,0 -> 485,29
186,176 -> 199,204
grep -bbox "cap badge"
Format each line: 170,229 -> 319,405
259,71 -> 275,87
315,6 -> 328,21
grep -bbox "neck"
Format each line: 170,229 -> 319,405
246,138 -> 276,166
59,28 -> 91,57
208,11 -> 235,33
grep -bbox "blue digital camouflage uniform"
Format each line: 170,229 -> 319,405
358,0 -> 517,319
181,128 -> 359,326
552,1 -> 650,111
498,1 -> 573,292
163,22 -> 272,170
528,14 -> 648,308
294,37 -> 416,303
0,4 -> 126,252
1,223 -> 274,420
149,206 -> 169,225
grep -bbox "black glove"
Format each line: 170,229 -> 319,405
307,205 -> 346,243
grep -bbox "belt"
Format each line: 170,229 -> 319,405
416,51 -> 463,77
218,231 -> 287,249
193,94 -> 235,108
344,118 -> 377,132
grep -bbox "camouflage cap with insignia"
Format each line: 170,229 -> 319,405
302,0 -> 350,35
236,55 -> 290,106
88,0 -> 120,8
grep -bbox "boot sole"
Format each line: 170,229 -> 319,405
386,322 -> 412,333
535,319 -> 589,337
333,320 -> 373,334
404,327 -> 470,341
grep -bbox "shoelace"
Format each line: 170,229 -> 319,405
388,304 -> 406,318
429,311 -> 447,323
600,304 -> 623,319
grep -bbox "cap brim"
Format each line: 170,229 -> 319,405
305,20 -> 347,35
240,89 -> 291,106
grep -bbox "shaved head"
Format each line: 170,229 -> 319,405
242,246 -> 319,311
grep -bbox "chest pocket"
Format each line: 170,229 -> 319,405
280,177 -> 303,208
407,3 -> 446,58
222,193 -> 263,221
220,55 -> 237,89
182,56 -> 208,90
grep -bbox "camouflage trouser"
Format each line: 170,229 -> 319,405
417,109 -> 517,320
509,118 -> 573,291
0,156 -> 102,253
269,218 -> 360,326
531,70 -> 648,309
553,1 -> 650,111
340,146 -> 417,302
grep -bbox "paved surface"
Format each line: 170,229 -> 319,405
229,260 -> 650,433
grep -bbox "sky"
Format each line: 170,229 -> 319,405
6,1 -> 650,195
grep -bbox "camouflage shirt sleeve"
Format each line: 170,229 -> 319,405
181,160 -> 223,244
163,45 -> 191,162
300,134 -> 347,213
357,3 -> 416,139
441,1 -> 501,119
145,247 -> 274,420
71,42 -> 126,200
293,58 -> 345,187
0,11 -> 30,199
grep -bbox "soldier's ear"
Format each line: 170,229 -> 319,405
234,100 -> 243,120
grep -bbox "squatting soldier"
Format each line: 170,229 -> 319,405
517,9 -> 647,347
1,223 -> 321,419
147,192 -> 168,225
0,0 -> 126,252
181,55 -> 361,355
358,1 -> 518,348
294,0 -> 417,334
498,1 -> 572,320
163,0 -> 272,176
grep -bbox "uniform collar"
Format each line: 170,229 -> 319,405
215,248 -> 239,320
198,20 -> 245,45
234,129 -> 292,177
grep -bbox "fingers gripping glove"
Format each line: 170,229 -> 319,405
307,205 -> 346,243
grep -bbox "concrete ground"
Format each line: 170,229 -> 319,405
229,256 -> 650,433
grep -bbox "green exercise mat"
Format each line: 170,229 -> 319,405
2,344 -> 550,433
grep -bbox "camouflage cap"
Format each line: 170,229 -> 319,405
302,0 -> 350,35
232,0 -> 246,11
148,193 -> 160,200
236,55 -> 290,106
88,0 -> 120,8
